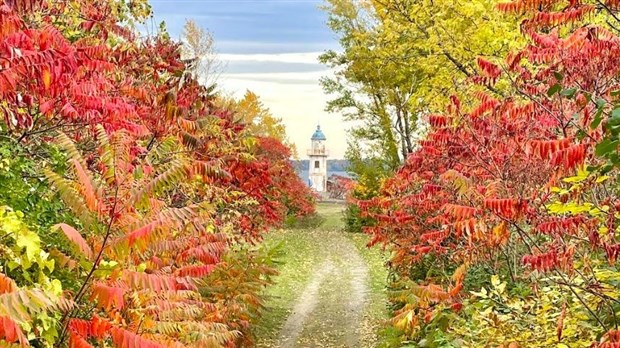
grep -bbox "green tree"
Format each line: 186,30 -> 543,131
320,0 -> 522,166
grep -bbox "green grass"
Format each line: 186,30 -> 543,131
314,202 -> 344,229
255,203 -> 390,347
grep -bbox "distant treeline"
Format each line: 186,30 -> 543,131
292,159 -> 350,173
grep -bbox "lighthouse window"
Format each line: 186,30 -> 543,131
314,161 -> 320,169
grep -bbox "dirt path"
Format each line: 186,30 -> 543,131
256,203 -> 387,348
277,260 -> 335,347
276,231 -> 370,347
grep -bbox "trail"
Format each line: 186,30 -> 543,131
276,231 -> 369,347
257,203 -> 386,348
277,260 -> 335,347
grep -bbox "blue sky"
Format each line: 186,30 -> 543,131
147,0 -> 347,158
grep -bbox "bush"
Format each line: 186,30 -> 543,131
343,146 -> 392,233
343,203 -> 374,233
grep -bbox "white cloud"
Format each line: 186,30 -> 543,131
220,52 -> 322,65
216,41 -> 337,54
223,70 -> 326,84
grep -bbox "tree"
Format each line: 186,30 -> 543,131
320,0 -> 411,168
355,1 -> 620,345
0,1 -> 315,346
219,90 -> 297,156
181,19 -> 223,90
320,0 -> 522,166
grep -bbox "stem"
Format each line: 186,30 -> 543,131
56,176 -> 120,346
596,0 -> 620,25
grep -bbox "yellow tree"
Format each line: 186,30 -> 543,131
181,20 -> 223,90
320,0 -> 406,168
218,91 -> 297,156
321,0 -> 523,164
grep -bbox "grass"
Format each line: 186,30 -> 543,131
316,202 -> 345,229
254,202 -> 390,347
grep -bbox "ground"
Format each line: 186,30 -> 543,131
256,203 -> 389,348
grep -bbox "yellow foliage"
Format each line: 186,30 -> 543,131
369,0 -> 523,110
323,0 -> 523,115
451,275 -> 600,347
216,91 -> 297,157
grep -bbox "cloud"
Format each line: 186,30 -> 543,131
222,70 -> 325,84
220,52 -> 322,64
149,1 -> 335,49
216,41 -> 337,54
225,62 -> 325,74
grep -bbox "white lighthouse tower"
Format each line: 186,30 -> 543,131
308,125 -> 328,192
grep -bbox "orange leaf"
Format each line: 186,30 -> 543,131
72,159 -> 99,213
42,67 -> 52,90
0,316 -> 27,347
0,274 -> 17,294
54,223 -> 93,260
110,326 -> 167,348
91,283 -> 125,310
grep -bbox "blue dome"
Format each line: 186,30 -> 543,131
311,125 -> 326,141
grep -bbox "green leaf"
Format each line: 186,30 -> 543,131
547,84 -> 561,97
553,71 -> 563,81
560,87 -> 577,98
576,129 -> 587,140
609,107 -> 620,126
591,109 -> 604,129
596,139 -> 619,157
601,164 -> 614,174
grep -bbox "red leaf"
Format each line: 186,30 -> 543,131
110,326 -> 167,348
0,316 -> 27,347
175,264 -> 216,278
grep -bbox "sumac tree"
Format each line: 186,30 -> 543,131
0,0 -> 315,347
356,2 -> 620,346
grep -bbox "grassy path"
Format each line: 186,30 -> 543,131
256,203 -> 389,347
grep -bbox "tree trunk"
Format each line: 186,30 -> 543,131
373,94 -> 401,168
394,106 -> 408,160
402,108 -> 414,154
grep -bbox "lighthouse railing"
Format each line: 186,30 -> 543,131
307,149 -> 329,156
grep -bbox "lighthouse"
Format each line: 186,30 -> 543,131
307,125 -> 328,192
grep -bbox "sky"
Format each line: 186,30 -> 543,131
147,0 -> 348,159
